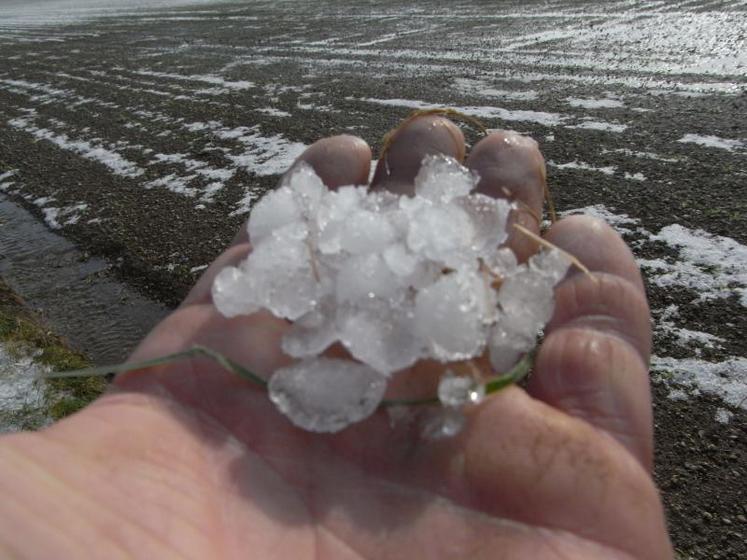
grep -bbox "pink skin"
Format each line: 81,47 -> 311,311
0,117 -> 673,559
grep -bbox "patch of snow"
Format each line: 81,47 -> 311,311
715,408 -> 734,424
134,70 -> 254,91
624,172 -> 646,181
643,225 -> 747,306
547,160 -> 617,175
566,97 -> 625,109
651,356 -> 747,411
567,120 -> 628,133
8,115 -> 144,178
358,97 -> 567,127
0,345 -> 50,433
678,134 -> 745,152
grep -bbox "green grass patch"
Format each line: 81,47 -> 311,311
0,280 -> 106,422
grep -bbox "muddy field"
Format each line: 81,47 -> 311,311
0,0 -> 745,557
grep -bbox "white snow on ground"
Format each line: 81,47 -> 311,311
567,121 -> 629,133
452,78 -> 539,101
642,224 -> 747,306
39,203 -> 88,229
604,148 -> 680,163
547,160 -> 617,175
8,115 -> 145,178
623,172 -> 646,181
650,356 -> 747,412
256,107 -> 292,118
565,205 -> 747,420
133,70 -> 254,91
358,97 -> 567,127
566,97 -> 625,109
0,344 -> 50,433
715,408 -> 734,424
678,133 -> 745,152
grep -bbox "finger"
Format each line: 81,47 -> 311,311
370,115 -> 465,195
465,130 -> 547,262
231,134 -> 372,246
526,215 -> 654,467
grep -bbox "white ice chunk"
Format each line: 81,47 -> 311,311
315,186 -> 366,254
482,247 -> 518,278
211,266 -> 260,318
281,302 -> 338,358
336,253 -> 400,303
383,243 -> 419,278
285,162 -> 325,218
438,372 -> 485,407
268,357 -> 386,433
247,186 -> 301,243
340,209 -> 397,254
406,203 -> 475,268
530,249 -> 572,285
243,235 -> 323,320
337,299 -> 423,375
497,268 -> 555,338
456,193 -> 512,256
488,322 -> 533,373
414,269 -> 491,361
414,154 -> 477,203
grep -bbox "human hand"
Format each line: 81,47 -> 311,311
0,116 -> 673,559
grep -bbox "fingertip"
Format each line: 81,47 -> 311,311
371,115 -> 466,195
289,134 -> 372,189
544,215 -> 645,293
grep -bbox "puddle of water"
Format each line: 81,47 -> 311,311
0,194 -> 170,365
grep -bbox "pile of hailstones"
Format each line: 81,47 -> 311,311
212,155 -> 570,435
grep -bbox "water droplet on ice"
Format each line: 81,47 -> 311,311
438,371 -> 485,407
422,407 -> 466,439
268,357 -> 386,433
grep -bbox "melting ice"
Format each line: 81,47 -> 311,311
213,155 -> 571,432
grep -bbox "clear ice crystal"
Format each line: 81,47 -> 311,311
281,303 -> 338,358
530,249 -> 572,284
247,186 -> 300,243
406,203 -> 475,268
335,253 -> 400,303
268,357 -> 386,433
487,323 -> 532,373
414,154 -> 477,203
243,235 -> 323,320
212,265 -> 260,318
422,407 -> 466,440
340,209 -> 396,254
414,268 -> 490,362
438,371 -> 485,407
337,299 -> 422,375
456,194 -> 512,256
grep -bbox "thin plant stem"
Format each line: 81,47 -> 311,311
46,346 -> 532,409
44,345 -> 268,388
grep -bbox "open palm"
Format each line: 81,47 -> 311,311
0,116 -> 672,559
